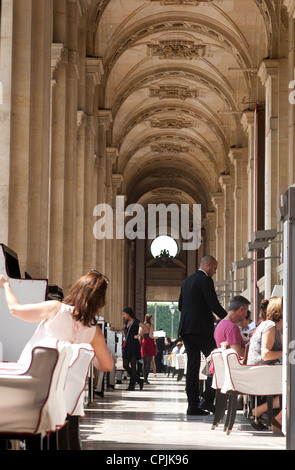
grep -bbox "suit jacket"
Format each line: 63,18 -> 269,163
178,270 -> 227,337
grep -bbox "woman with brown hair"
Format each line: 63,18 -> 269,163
248,296 -> 283,366
121,307 -> 144,390
247,296 -> 283,433
0,270 -> 113,371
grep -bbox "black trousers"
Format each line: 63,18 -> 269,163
181,334 -> 216,409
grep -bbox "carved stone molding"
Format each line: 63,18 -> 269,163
147,40 -> 206,60
51,43 -> 65,80
151,189 -> 183,196
150,118 -> 193,129
151,169 -> 183,179
151,143 -> 189,153
149,84 -> 201,100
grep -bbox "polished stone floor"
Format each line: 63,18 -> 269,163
80,374 -> 286,451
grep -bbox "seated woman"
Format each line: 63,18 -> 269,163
247,296 -> 283,433
0,270 -> 114,372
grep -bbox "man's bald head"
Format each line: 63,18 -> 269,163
199,255 -> 218,277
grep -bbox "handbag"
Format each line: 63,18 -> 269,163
122,320 -> 133,351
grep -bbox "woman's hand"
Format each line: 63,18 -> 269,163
0,274 -> 9,289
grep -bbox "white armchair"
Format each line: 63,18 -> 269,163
221,348 -> 282,435
58,344 -> 95,450
0,341 -> 72,449
210,348 -> 227,430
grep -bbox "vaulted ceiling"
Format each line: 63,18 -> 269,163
86,0 -> 278,219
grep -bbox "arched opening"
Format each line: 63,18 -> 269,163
150,235 -> 179,258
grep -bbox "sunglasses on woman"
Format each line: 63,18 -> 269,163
90,269 -> 110,285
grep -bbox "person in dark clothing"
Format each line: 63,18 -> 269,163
122,307 -> 144,390
178,255 -> 227,416
155,335 -> 165,373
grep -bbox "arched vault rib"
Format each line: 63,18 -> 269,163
137,189 -> 198,211
113,100 -> 229,160
123,148 -> 216,195
125,168 -> 211,216
117,130 -> 219,177
99,11 -> 254,86
107,62 -> 245,148
109,64 -> 239,118
253,0 -> 279,58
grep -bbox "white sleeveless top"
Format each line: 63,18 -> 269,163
18,302 -> 97,364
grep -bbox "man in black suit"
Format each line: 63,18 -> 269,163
178,255 -> 227,415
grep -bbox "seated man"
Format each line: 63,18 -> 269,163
214,295 -> 250,357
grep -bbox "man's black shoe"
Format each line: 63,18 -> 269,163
187,406 -> 209,416
199,398 -> 215,414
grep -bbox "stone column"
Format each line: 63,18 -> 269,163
94,155 -> 106,274
204,212 -> 216,258
63,20 -> 80,291
286,10 -> 295,185
27,0 -> 53,278
95,110 -> 113,320
49,43 -> 67,288
241,111 -> 257,309
258,60 -> 280,298
85,57 -> 104,270
7,0 -> 34,272
229,148 -> 248,293
211,192 -> 224,284
219,174 -> 234,301
49,0 -> 68,288
75,111 -> 86,279
0,0 -> 13,245
104,147 -> 117,323
111,174 -> 124,327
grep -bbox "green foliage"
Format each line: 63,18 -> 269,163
147,302 -> 180,340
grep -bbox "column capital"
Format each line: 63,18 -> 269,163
203,211 -> 215,229
228,147 -> 243,165
98,109 -> 113,130
94,154 -> 104,168
218,173 -> 231,190
112,173 -> 123,193
86,57 -> 104,86
106,147 -> 118,164
211,191 -> 223,208
258,59 -> 279,86
51,43 -> 65,80
241,110 -> 255,132
205,211 -> 215,221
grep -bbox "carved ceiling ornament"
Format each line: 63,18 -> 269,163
151,143 -> 190,153
150,118 -> 193,129
147,40 -> 206,60
149,84 -> 201,100
112,67 -> 234,117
